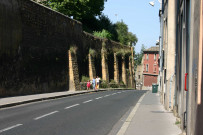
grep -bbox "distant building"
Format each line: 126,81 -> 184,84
143,46 -> 159,87
135,59 -> 143,90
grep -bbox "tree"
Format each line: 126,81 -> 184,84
115,20 -> 138,46
39,0 -> 109,35
38,1 -> 138,45
134,44 -> 145,68
40,0 -> 107,21
82,14 -> 118,41
115,20 -> 129,45
97,15 -> 118,41
127,32 -> 138,46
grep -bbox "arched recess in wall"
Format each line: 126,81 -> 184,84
125,55 -> 129,69
107,53 -> 114,81
77,47 -> 89,81
118,56 -> 122,83
125,54 -> 130,87
94,54 -> 102,78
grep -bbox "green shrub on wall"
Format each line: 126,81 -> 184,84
116,49 -> 131,57
109,79 -> 119,88
81,76 -> 90,82
80,82 -> 87,90
70,46 -> 78,55
100,80 -> 108,88
89,48 -> 96,57
109,83 -> 119,88
119,81 -> 126,88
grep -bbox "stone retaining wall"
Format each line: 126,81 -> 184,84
0,0 -> 133,97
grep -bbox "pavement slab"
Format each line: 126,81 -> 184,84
124,92 -> 182,135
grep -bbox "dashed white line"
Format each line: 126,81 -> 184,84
95,97 -> 103,100
83,100 -> 93,103
104,94 -> 111,97
0,124 -> 23,133
112,93 -> 117,95
65,104 -> 80,109
34,111 -> 59,120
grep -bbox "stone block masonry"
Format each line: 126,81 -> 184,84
68,51 -> 81,91
101,48 -> 109,82
131,47 -> 135,87
0,0 -> 134,97
0,0 -> 82,96
129,57 -> 133,88
88,54 -> 96,80
114,53 -> 119,83
122,56 -> 127,85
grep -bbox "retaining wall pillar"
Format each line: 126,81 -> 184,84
131,47 -> 135,87
101,49 -> 109,82
88,54 -> 96,80
68,50 -> 81,91
114,53 -> 119,83
122,56 -> 127,85
129,56 -> 133,88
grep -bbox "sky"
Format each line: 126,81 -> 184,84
102,0 -> 161,53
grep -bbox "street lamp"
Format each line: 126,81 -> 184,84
149,1 -> 155,6
148,0 -> 163,94
149,0 -> 162,6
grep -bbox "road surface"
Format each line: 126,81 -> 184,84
0,90 -> 146,135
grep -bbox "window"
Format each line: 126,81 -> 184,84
154,54 -> 157,60
147,54 -> 149,60
146,64 -> 149,72
138,75 -> 140,79
153,64 -> 156,72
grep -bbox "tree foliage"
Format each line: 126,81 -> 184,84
38,0 -> 138,46
82,14 -> 118,41
93,29 -> 112,39
115,21 -> 128,45
96,15 -> 118,41
40,0 -> 107,20
134,44 -> 145,68
127,32 -> 138,46
115,20 -> 138,46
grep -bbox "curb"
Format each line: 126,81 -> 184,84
0,90 -> 107,109
0,88 -> 135,109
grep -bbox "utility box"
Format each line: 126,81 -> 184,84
152,84 -> 158,93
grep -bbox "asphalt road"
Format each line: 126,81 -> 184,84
0,90 -> 147,135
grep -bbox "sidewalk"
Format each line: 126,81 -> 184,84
0,90 -> 104,109
123,91 -> 182,135
0,88 -> 133,109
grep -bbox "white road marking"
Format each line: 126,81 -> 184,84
0,124 -> 23,133
95,97 -> 103,100
104,94 -> 111,97
117,92 -> 121,94
112,93 -> 117,95
34,111 -> 59,120
83,100 -> 93,103
65,104 -> 80,109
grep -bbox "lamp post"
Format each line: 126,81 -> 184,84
149,0 -> 162,6
149,0 -> 163,95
